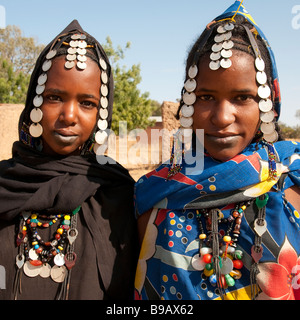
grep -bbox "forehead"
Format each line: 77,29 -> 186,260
44,55 -> 101,92
196,51 -> 257,88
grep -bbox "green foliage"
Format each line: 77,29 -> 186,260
0,58 -> 30,103
279,122 -> 300,140
102,36 -> 159,133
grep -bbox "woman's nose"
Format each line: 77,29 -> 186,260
210,100 -> 236,128
59,101 -> 78,126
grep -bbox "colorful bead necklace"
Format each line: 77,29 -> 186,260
192,201 -> 252,297
14,206 -> 81,298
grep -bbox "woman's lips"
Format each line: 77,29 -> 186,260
206,134 -> 239,145
53,132 -> 78,145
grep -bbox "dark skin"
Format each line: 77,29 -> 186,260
40,56 -> 100,156
137,51 -> 300,245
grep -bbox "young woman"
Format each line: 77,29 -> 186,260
0,20 -> 137,300
134,1 -> 300,300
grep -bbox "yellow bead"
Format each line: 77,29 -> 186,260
57,228 -> 63,235
241,205 -> 246,211
223,235 -> 231,243
31,214 -> 37,219
199,234 -> 207,240
204,268 -> 214,277
23,226 -> 27,231
58,246 -> 63,251
38,222 -> 42,226
32,241 -> 38,245
64,215 -> 71,220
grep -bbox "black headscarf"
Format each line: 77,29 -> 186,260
0,20 -> 137,299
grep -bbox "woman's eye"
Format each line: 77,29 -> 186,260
80,101 -> 97,109
198,95 -> 214,101
236,95 -> 254,102
45,95 -> 61,102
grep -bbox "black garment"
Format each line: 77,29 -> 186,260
0,142 -> 137,299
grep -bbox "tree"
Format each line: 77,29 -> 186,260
102,37 -> 158,133
0,58 -> 30,103
0,25 -> 44,74
0,25 -> 44,104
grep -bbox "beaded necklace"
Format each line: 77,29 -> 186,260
192,201 -> 252,298
14,206 -> 80,299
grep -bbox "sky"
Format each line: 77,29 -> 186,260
1,0 -> 300,127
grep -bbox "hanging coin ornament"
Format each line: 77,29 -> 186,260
181,105 -> 194,118
30,108 -> 43,123
29,123 -> 43,138
209,23 -> 235,71
51,265 -> 67,283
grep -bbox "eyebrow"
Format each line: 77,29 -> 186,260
44,88 -> 100,101
195,87 -> 256,93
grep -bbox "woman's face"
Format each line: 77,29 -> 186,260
192,51 -> 261,161
40,56 -> 100,156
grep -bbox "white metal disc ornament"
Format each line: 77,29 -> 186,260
65,61 -> 75,69
51,265 -> 67,283
100,97 -> 108,108
210,51 -> 221,61
212,43 -> 223,52
77,54 -> 87,62
255,58 -> 265,72
54,253 -> 65,266
29,123 -> 43,138
183,92 -> 196,105
263,130 -> 278,143
99,108 -> 108,120
222,40 -> 234,50
37,73 -> 47,85
39,263 -> 51,278
260,110 -> 275,123
77,61 -> 87,70
256,71 -> 267,85
99,58 -> 107,70
191,254 -> 206,271
214,33 -> 225,43
46,50 -> 57,60
67,54 -> 76,61
95,130 -> 108,145
30,108 -> 43,123
181,104 -> 194,118
221,257 -> 234,275
98,119 -> 108,131
217,25 -> 227,34
33,95 -> 43,107
188,65 -> 198,79
209,60 -> 220,71
220,58 -> 232,69
259,99 -> 273,112
221,49 -> 232,59
36,84 -> 45,95
223,32 -> 232,41
180,116 -> 193,128
225,23 -> 234,31
184,79 -> 197,92
42,60 -> 52,72
23,261 -> 42,277
258,85 -> 271,99
101,72 -> 108,84
261,122 -> 275,134
101,85 -> 108,97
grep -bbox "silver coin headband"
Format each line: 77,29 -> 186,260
29,32 -> 110,152
179,22 -> 277,144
